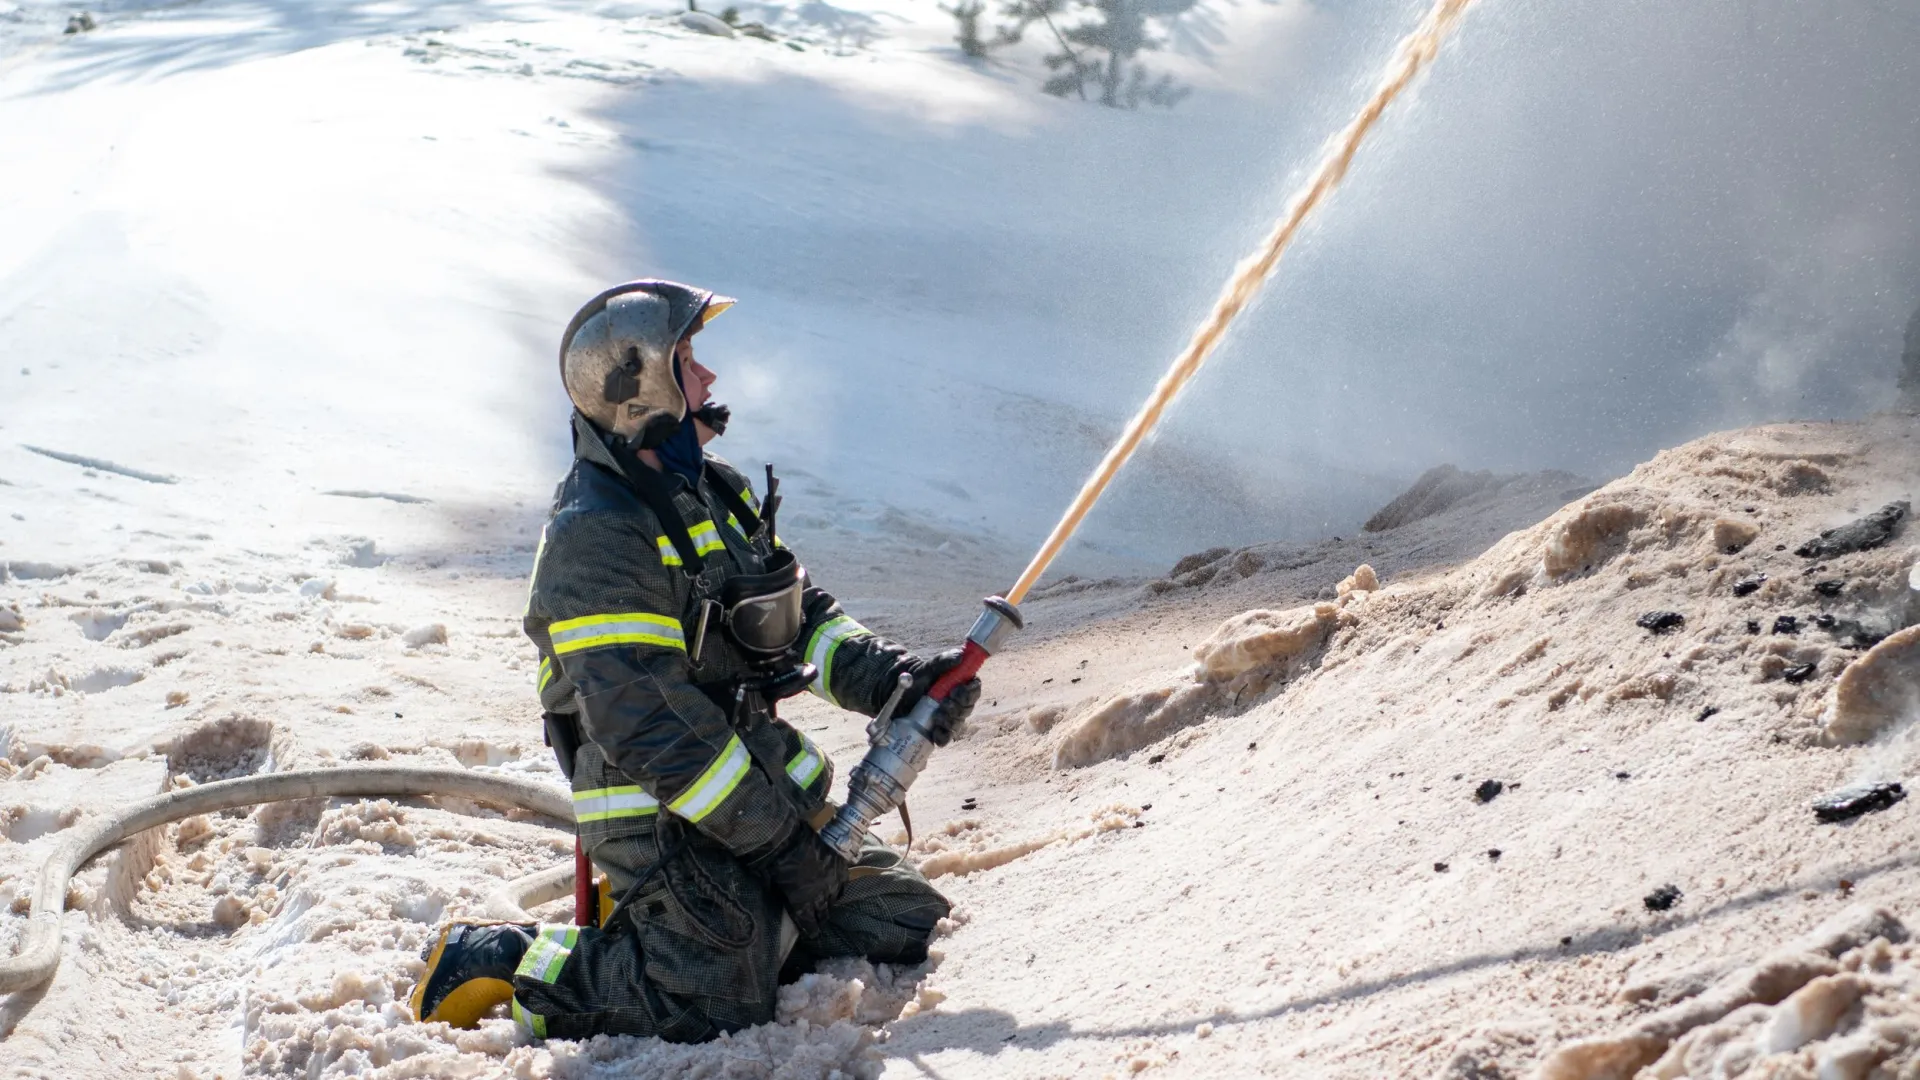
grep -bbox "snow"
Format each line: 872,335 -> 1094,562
4,0 -> 1920,1074
6,403 -> 1913,1077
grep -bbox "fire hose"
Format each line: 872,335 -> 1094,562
0,766 -> 571,995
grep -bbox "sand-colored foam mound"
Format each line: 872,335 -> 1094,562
1825,625 -> 1920,746
1053,588 -> 1361,768
1528,906 -> 1915,1080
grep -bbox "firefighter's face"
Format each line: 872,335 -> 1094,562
677,338 -> 716,412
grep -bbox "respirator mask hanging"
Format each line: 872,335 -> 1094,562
693,548 -> 817,709
691,549 -> 807,665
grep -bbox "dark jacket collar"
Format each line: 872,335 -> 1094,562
571,410 -> 700,493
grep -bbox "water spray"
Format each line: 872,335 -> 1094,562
821,0 -> 1480,861
0,0 -> 1482,992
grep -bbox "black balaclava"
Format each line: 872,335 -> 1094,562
653,353 -> 709,486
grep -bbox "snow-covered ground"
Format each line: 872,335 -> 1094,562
5,0 -> 1920,1076
5,398 -> 1917,1079
0,0 -> 1405,588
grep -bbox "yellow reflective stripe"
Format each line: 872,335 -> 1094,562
804,615 -> 871,706
657,525 -> 723,562
523,525 -> 549,617
785,735 -> 825,789
512,996 -> 546,1038
667,735 -> 750,823
514,926 -> 578,985
536,656 -> 555,692
655,535 -> 683,567
731,489 -> 787,548
549,612 -> 685,655
688,519 -> 725,557
572,784 -> 660,822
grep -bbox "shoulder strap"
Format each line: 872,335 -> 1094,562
703,464 -> 763,541
603,436 -> 704,574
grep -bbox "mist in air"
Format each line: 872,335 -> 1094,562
632,0 -> 1920,567
1193,0 -> 1920,478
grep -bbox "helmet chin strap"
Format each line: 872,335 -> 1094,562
693,402 -> 731,436
633,410 -> 682,451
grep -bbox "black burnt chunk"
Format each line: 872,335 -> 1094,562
1637,611 -> 1686,634
1643,884 -> 1683,912
1746,620 -> 1762,635
1733,575 -> 1767,597
1795,502 -> 1909,559
1474,779 -> 1505,803
1813,580 -> 1845,598
1782,663 -> 1819,684
1813,783 -> 1907,823
1773,615 -> 1801,635
1696,706 -> 1720,722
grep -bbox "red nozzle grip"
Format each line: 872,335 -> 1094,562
927,640 -> 989,701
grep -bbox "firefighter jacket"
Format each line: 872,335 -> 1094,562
525,412 -> 912,863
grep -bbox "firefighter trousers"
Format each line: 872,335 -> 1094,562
509,826 -> 948,1042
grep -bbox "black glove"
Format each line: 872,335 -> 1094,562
748,823 -> 848,938
889,647 -> 983,747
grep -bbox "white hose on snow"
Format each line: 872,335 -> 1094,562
0,765 -> 575,995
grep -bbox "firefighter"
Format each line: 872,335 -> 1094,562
409,280 -> 980,1041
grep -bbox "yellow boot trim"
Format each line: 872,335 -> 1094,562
426,977 -> 515,1028
409,923 -> 516,1028
408,923 -> 454,1020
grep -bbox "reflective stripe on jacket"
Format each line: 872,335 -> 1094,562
524,412 -> 911,857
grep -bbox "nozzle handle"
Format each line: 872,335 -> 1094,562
927,640 -> 988,701
925,595 -> 1022,701
816,596 -> 1023,863
868,671 -> 913,746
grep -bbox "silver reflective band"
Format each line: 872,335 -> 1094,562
548,612 -> 686,655
804,616 -> 871,706
656,536 -> 683,567
513,996 -> 547,1038
667,736 -> 750,823
688,519 -> 726,557
515,925 -> 579,985
785,736 -> 825,788
572,785 -> 660,822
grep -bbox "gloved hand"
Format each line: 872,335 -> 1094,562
889,647 -> 983,747
749,823 -> 848,937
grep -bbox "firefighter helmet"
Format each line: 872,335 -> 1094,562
558,279 -> 734,447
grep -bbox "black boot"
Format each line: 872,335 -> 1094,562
409,922 -> 535,1027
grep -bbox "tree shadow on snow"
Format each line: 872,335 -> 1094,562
16,0 -> 595,96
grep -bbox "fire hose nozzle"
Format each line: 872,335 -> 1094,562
818,596 -> 1023,862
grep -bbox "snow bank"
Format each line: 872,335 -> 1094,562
1530,906 -> 1914,1080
